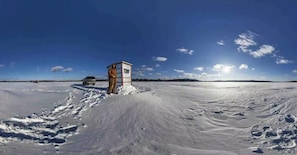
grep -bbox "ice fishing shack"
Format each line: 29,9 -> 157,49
107,61 -> 132,86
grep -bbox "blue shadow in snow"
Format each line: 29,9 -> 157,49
71,84 -> 107,91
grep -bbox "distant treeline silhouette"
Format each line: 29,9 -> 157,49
0,79 -> 295,83
132,78 -> 199,82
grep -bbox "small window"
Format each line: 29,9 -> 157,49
124,69 -> 129,74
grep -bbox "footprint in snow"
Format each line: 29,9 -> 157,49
249,114 -> 297,153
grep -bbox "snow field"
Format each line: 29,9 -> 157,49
0,83 -> 138,148
0,82 -> 297,155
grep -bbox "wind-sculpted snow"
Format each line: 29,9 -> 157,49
244,84 -> 297,154
1,82 -> 297,155
0,83 -> 139,148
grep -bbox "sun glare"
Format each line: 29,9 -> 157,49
222,66 -> 232,73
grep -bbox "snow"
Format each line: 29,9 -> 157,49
0,82 -> 297,154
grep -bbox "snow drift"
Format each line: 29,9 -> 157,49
0,82 -> 297,155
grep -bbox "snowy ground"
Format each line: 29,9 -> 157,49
0,82 -> 297,155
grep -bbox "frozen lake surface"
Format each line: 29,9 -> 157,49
0,82 -> 297,155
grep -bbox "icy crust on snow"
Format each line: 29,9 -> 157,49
0,85 -> 139,146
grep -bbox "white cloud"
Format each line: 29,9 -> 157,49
293,69 -> 297,73
250,45 -> 275,58
194,67 -> 204,71
189,50 -> 194,55
213,64 -> 234,72
155,64 -> 160,67
0,64 -> 4,68
252,68 -> 256,71
51,66 -> 64,72
201,72 -> 208,77
176,47 -> 194,55
156,73 -> 162,76
63,68 -> 73,72
234,31 -> 257,53
180,72 -> 222,79
217,40 -> 224,46
198,72 -> 223,78
239,64 -> 248,70
174,69 -> 184,73
234,31 -> 290,65
153,57 -> 167,62
276,58 -> 292,64
213,64 -> 224,71
51,66 -> 73,72
183,72 -> 195,78
143,67 -> 154,71
176,47 -> 187,53
140,65 -> 154,71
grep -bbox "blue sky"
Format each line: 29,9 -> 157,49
0,0 -> 297,81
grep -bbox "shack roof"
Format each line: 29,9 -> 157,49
107,61 -> 132,68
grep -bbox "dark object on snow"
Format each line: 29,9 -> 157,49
82,76 -> 96,85
252,148 -> 263,153
107,64 -> 117,94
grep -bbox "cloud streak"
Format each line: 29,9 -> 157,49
144,67 -> 154,71
179,72 -> 222,79
250,45 -> 275,58
194,67 -> 204,71
51,66 -> 64,72
153,57 -> 167,62
174,69 -> 184,73
239,64 -> 248,69
176,47 -> 194,55
276,57 -> 292,64
51,66 -> 73,72
140,65 -> 154,71
63,68 -> 73,72
234,31 -> 257,53
217,40 -> 224,46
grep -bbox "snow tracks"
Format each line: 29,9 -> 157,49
0,86 -> 115,147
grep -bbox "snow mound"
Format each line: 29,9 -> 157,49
117,85 -> 139,95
